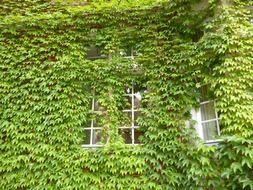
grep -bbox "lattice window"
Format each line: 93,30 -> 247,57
82,90 -> 103,147
82,83 -> 145,147
119,83 -> 145,145
83,46 -> 145,147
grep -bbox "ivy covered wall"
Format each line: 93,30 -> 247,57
0,0 -> 253,189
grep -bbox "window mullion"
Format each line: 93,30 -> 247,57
131,82 -> 135,144
214,102 -> 221,136
90,92 -> 95,145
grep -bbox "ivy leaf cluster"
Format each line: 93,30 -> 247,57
0,0 -> 252,189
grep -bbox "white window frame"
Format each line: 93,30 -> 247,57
192,100 -> 222,144
120,82 -> 142,145
82,89 -> 104,148
81,83 -> 143,148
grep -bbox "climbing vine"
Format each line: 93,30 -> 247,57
0,0 -> 252,189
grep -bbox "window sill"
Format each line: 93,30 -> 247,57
81,143 -> 142,149
204,139 -> 223,145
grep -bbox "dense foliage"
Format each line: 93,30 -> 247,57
0,0 -> 252,189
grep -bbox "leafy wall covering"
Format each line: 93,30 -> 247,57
0,0 -> 252,189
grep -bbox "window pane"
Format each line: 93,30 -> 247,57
84,119 -> 92,128
84,129 -> 91,144
119,128 -> 132,144
123,95 -> 132,110
133,84 -> 146,94
134,93 -> 142,109
134,128 -> 143,144
89,98 -> 93,110
83,112 -> 92,128
92,129 -> 102,144
201,102 -> 216,120
125,86 -> 132,94
87,47 -> 101,58
202,121 -> 218,140
122,111 -> 132,127
124,111 -> 132,120
93,115 -> 102,128
120,47 -> 137,57
134,111 -> 140,126
199,85 -> 214,102
94,99 -> 100,111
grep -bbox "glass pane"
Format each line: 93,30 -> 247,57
119,128 -> 132,144
93,115 -> 102,128
84,118 -> 92,128
202,121 -> 218,140
121,48 -> 132,57
201,102 -> 216,121
134,111 -> 140,126
134,93 -> 142,109
87,46 -> 100,58
89,98 -> 93,110
200,85 -> 213,102
134,128 -> 143,144
124,111 -> 132,121
84,129 -> 91,144
125,86 -> 132,94
94,99 -> 100,111
126,48 -> 132,56
133,84 -> 147,94
122,111 -> 132,127
92,129 -> 102,144
123,95 -> 132,110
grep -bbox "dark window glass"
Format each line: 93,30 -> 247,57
119,128 -> 132,144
